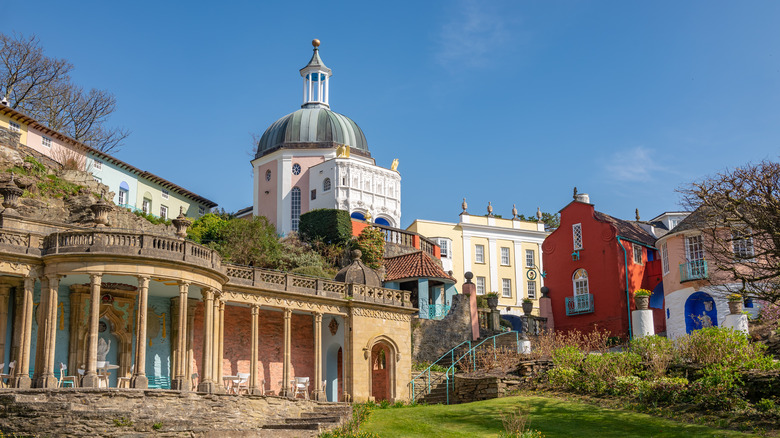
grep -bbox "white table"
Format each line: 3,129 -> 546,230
97,364 -> 120,388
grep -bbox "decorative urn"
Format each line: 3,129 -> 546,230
90,196 -> 112,227
522,300 -> 534,315
728,294 -> 743,315
172,207 -> 192,238
0,172 -> 23,214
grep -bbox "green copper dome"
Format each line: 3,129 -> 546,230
255,107 -> 369,158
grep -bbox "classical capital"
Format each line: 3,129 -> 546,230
89,273 -> 102,284
137,275 -> 151,289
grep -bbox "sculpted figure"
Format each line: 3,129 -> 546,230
97,338 -> 111,361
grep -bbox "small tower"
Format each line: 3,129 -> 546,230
300,39 -> 333,108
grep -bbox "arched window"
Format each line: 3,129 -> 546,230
572,269 -> 588,295
291,187 -> 301,232
323,178 -> 331,191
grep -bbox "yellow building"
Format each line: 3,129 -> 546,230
407,206 -> 549,319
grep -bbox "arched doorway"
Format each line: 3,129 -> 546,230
371,343 -> 390,401
685,291 -> 718,334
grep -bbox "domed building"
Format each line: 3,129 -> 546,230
251,40 -> 401,234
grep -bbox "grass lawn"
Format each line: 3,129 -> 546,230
361,396 -> 759,438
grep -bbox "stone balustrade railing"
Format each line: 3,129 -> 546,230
225,264 -> 413,307
0,228 -> 43,256
43,230 -> 221,270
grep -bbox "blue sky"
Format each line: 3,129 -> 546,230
8,1 -> 780,227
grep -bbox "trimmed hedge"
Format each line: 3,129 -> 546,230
299,208 -> 353,246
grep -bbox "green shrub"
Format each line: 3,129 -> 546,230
551,346 -> 585,369
755,398 -> 776,413
133,209 -> 172,226
299,209 -> 352,246
638,377 -> 690,405
187,213 -> 229,243
545,367 -> 580,391
630,335 -> 674,378
675,327 -> 776,370
580,352 -> 641,395
354,226 -> 385,270
613,375 -> 642,396
688,364 -> 747,410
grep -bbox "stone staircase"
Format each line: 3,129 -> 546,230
411,332 -> 521,404
0,388 -> 352,437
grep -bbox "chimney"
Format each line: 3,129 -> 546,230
575,193 -> 590,204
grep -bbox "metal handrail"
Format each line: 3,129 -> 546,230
442,331 -> 521,404
408,338 -> 473,401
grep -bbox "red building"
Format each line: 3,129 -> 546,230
542,194 -> 665,339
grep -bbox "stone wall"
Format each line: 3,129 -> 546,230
0,388 -> 329,437
412,294 -> 472,363
452,359 -> 553,404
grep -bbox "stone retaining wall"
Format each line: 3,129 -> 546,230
413,295 -> 472,363
0,388 -> 327,437
453,360 -> 554,404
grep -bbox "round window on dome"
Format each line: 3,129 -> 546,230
292,163 -> 302,175
265,170 -> 271,181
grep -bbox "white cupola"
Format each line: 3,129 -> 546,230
300,39 -> 332,109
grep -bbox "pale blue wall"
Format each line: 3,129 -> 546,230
87,154 -> 139,209
321,315 -> 344,402
146,296 -> 171,382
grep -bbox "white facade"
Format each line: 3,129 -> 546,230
664,284 -> 761,340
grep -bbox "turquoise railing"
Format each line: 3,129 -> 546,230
680,260 -> 708,282
565,293 -> 594,316
441,331 -> 522,404
409,338 -> 473,402
419,302 -> 451,320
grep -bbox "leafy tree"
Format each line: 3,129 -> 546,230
214,216 -> 282,267
0,32 -> 128,153
355,226 -> 385,270
187,212 -> 230,244
517,211 -> 560,231
679,159 -> 780,304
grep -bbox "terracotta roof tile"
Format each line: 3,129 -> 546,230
384,251 -> 457,283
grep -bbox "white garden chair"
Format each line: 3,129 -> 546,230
293,377 -> 310,399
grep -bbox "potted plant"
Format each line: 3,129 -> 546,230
633,289 -> 652,310
727,293 -> 743,314
522,298 -> 534,315
485,292 -> 499,309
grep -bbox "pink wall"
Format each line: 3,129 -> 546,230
256,160 -> 278,226
26,125 -> 87,168
290,156 -> 325,215
192,304 -> 315,395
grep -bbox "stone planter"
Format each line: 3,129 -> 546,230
90,198 -> 113,227
172,207 -> 192,238
0,173 -> 23,214
486,296 -> 498,309
522,301 -> 534,315
634,295 -> 650,310
729,300 -> 743,315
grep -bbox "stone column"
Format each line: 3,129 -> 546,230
131,275 -> 150,389
217,299 -> 225,385
198,288 -> 215,393
186,298 -> 198,389
81,274 -> 102,387
0,284 -> 10,374
34,275 -> 59,388
172,282 -> 190,391
280,308 -> 292,397
249,304 -> 260,394
13,277 -> 34,388
312,312 -> 324,400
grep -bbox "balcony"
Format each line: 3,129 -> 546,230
565,293 -> 594,316
679,260 -> 708,282
419,302 -> 450,320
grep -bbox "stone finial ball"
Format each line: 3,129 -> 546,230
351,249 -> 362,260
464,271 -> 473,281
312,39 -> 321,47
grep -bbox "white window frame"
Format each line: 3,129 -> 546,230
93,160 -> 102,171
118,189 -> 127,206
437,238 -> 451,258
475,244 -> 485,264
661,242 -> 669,274
42,137 -> 51,148
198,206 -> 205,216
500,247 -> 510,266
732,228 -> 754,260
161,189 -> 169,200
291,186 -> 301,232
502,278 -> 512,297
685,235 -> 704,262
573,223 -> 583,250
527,281 -> 537,299
525,249 -> 535,268
476,276 -> 486,295
160,205 -> 168,220
573,269 -> 589,295
632,243 -> 643,265
323,178 -> 331,192
9,121 -> 20,132
142,199 -> 151,214
292,163 -> 302,175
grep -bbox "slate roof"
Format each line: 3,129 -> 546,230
666,207 -> 709,234
384,251 -> 457,283
593,211 -> 657,247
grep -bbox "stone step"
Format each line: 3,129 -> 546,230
285,416 -> 341,424
261,422 -> 321,430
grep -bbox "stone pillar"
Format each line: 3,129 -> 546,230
172,282 -> 190,391
217,299 -> 225,383
538,288 -> 554,332
0,284 -> 10,373
249,304 -> 260,394
186,298 -> 198,389
198,288 -> 215,393
280,308 -> 292,397
13,277 -> 34,388
631,309 -> 655,338
312,312 -> 324,400
131,275 -> 150,389
723,313 -> 749,335
82,274 -> 102,387
34,275 -> 59,388
462,279 -> 479,341
489,309 -> 501,331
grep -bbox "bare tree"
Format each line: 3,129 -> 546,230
679,160 -> 780,304
1,32 -> 128,153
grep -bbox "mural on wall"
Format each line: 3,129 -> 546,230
685,291 -> 718,334
147,305 -> 167,346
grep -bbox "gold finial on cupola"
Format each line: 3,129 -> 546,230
312,39 -> 321,48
